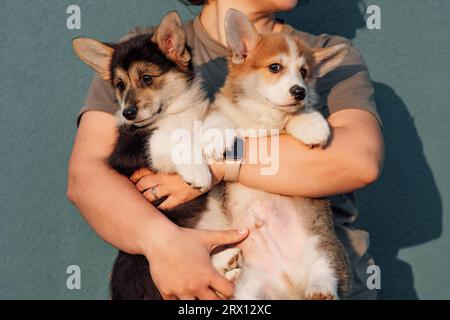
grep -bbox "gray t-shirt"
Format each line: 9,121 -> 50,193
79,16 -> 380,299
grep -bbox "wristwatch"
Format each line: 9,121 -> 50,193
223,137 -> 245,182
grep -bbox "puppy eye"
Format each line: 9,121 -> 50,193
300,67 -> 308,78
269,63 -> 282,73
116,81 -> 125,91
142,75 -> 153,85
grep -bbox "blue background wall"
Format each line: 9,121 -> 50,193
1,0 -> 449,299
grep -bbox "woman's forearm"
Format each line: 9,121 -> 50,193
239,132 -> 371,197
67,160 -> 174,256
67,111 -> 176,256
236,110 -> 384,198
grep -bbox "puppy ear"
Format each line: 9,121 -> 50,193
225,9 -> 261,64
152,11 -> 191,69
72,38 -> 114,81
313,43 -> 350,78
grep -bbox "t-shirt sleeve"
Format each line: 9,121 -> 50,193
315,36 -> 381,126
77,73 -> 118,126
76,27 -> 154,126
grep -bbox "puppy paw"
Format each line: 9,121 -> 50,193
203,139 -> 226,162
305,292 -> 337,300
177,164 -> 212,193
286,110 -> 330,148
225,268 -> 242,282
304,268 -> 339,300
203,130 -> 236,162
211,248 -> 243,275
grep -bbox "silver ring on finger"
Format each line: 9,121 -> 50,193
151,185 -> 159,200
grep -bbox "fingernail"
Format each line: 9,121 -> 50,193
238,228 -> 248,235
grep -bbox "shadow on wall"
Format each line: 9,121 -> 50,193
279,0 -> 443,299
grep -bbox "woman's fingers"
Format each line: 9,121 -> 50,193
210,274 -> 234,299
196,288 -> 221,300
136,174 -> 162,193
142,184 -> 170,203
157,195 -> 182,211
203,229 -> 249,252
178,295 -> 196,300
130,167 -> 154,184
162,294 -> 177,300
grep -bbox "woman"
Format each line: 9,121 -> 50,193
67,0 -> 384,300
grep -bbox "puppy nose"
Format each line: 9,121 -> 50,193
123,106 -> 138,120
290,85 -> 306,101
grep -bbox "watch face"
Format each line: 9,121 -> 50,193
225,137 -> 244,160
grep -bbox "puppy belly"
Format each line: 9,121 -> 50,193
226,184 -> 312,297
195,186 -> 230,231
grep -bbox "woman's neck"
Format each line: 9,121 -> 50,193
200,1 -> 283,47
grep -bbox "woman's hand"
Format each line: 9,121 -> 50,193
131,164 -> 225,210
144,224 -> 249,300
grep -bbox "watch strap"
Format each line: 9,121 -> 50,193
223,159 -> 243,182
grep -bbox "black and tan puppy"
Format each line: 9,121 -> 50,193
73,12 -> 242,300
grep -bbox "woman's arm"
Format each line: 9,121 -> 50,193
133,109 -> 383,209
67,111 -> 248,299
67,111 -> 169,254
235,109 -> 384,198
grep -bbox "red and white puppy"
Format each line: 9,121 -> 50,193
204,9 -> 352,300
